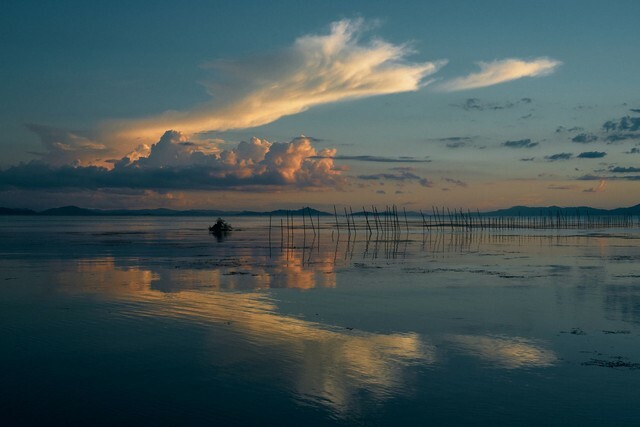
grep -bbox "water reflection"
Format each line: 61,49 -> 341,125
55,256 -> 434,415
447,335 -> 558,369
49,251 -> 573,414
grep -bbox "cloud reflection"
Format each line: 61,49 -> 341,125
57,256 -> 434,416
447,334 -> 557,369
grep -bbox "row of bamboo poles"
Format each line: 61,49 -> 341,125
269,206 -> 637,244
266,205 -> 637,261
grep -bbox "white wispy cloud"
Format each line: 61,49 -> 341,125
437,57 -> 561,92
114,19 -> 445,141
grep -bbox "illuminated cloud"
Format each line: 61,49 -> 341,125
438,58 -> 561,92
0,132 -> 344,191
115,19 -> 445,141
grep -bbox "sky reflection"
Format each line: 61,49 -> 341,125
2,218 -> 640,424
447,334 -> 558,369
54,256 -> 434,415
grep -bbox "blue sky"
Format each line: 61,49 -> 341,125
1,0 -> 639,210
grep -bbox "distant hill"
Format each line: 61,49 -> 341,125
39,206 -> 100,216
0,207 -> 37,215
484,204 -> 640,217
1,204 -> 639,217
0,205 -> 332,217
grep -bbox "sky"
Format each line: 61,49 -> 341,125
1,0 -> 639,211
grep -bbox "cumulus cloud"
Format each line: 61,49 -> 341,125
503,139 -> 538,149
577,151 -> 606,159
114,19 -> 446,141
0,132 -> 344,191
437,58 -> 561,92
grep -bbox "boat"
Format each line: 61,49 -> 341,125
208,218 -> 232,235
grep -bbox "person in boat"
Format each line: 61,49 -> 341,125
209,218 -> 232,234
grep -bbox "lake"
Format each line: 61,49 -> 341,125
1,215 -> 639,425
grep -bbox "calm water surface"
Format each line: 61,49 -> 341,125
1,216 -> 639,425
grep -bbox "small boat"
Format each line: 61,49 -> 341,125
209,218 -> 232,234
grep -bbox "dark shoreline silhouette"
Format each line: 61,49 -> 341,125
1,203 -> 639,217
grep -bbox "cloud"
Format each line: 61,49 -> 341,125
630,108 -> 640,114
555,126 -> 583,133
571,133 -> 598,143
601,115 -> 640,143
114,19 -> 446,141
25,124 -> 108,166
0,132 -> 344,191
357,171 -> 431,187
431,136 -> 477,149
605,133 -> 640,143
544,153 -> 573,161
434,136 -> 476,142
310,154 -> 430,163
577,151 -> 606,159
576,174 -> 602,181
603,115 -> 640,132
609,166 -> 640,173
457,97 -> 532,111
503,139 -> 538,149
442,177 -> 468,187
437,58 -> 561,92
625,147 -> 640,154
548,185 -> 578,190
578,173 -> 640,182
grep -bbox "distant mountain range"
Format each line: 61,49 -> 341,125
1,204 -> 640,217
0,205 -> 332,217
